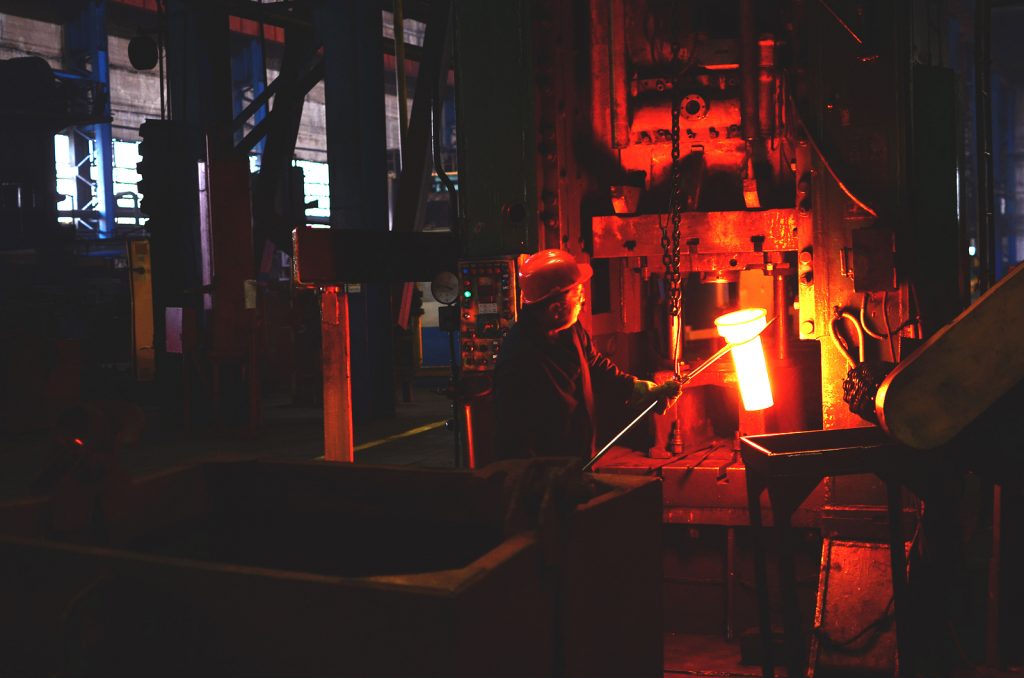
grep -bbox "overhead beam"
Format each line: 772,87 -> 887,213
592,209 -> 799,258
394,0 -> 453,233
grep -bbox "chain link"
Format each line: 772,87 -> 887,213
659,73 -> 684,319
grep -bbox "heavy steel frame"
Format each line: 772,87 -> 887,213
60,0 -> 115,238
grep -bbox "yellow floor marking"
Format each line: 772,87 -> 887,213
353,419 -> 448,453
312,419 -> 447,460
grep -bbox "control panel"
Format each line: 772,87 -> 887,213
459,258 -> 517,371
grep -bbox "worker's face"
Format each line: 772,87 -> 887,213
546,283 -> 585,332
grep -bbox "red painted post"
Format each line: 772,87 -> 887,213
321,286 -> 354,462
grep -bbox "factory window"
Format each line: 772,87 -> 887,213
251,155 -> 329,226
382,11 -> 425,46
293,158 -> 330,225
54,133 -> 78,225
54,134 -> 148,230
113,140 -> 146,228
57,134 -> 328,230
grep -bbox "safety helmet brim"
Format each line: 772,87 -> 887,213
521,262 -> 593,305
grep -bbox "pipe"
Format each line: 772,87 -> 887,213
773,272 -> 789,360
463,403 -> 476,469
432,78 -> 458,227
986,483 -> 1002,664
668,313 -> 683,369
976,0 -> 995,291
739,0 -> 759,143
394,0 -> 410,165
589,0 -> 612,149
447,324 -> 462,466
158,0 -> 166,119
610,0 -> 629,148
758,37 -> 775,138
726,526 -> 736,641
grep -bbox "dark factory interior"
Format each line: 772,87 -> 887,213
1,0 -> 1024,676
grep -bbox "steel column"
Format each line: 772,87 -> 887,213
231,32 -> 268,154
976,0 -> 996,292
314,0 -> 395,422
248,15 -> 321,254
321,287 -> 354,461
163,0 -> 257,427
393,0 -> 410,159
63,0 -> 115,238
201,4 -> 256,364
394,0 -> 453,234
453,0 -> 537,257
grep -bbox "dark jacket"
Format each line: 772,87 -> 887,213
493,312 -> 636,461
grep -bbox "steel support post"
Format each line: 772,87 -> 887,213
394,0 -> 453,234
63,0 -> 115,238
164,0 -> 257,426
200,6 -> 256,365
321,286 -> 354,461
314,0 -> 395,422
453,0 -> 537,257
231,33 -> 268,155
249,16 -> 320,254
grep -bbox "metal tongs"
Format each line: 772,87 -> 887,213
583,317 -> 777,472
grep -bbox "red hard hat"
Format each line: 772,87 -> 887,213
519,249 -> 594,305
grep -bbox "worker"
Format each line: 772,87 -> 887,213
494,249 -> 682,462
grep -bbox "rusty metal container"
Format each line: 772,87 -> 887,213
0,460 -> 661,678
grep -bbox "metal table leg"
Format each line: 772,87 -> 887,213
726,525 -> 736,642
773,503 -> 804,678
886,479 -> 914,678
746,471 -> 774,678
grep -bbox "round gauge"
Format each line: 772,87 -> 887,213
430,271 -> 460,305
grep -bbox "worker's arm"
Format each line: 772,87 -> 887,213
574,323 -> 639,405
629,378 -> 682,411
575,323 -> 682,409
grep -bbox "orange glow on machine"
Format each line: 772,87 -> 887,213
715,308 -> 774,411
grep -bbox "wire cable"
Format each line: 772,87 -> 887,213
859,292 -> 900,361
829,311 -> 864,367
817,0 -> 865,45
882,290 -> 898,361
908,282 -> 924,337
859,292 -> 886,340
815,595 -> 894,654
790,99 -> 878,218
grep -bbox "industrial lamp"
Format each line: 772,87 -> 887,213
714,308 -> 774,411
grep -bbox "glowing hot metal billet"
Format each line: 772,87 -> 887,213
583,314 -> 776,472
715,308 -> 774,411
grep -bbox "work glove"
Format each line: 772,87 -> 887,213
630,379 -> 683,413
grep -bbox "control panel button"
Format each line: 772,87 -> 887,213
457,258 -> 517,372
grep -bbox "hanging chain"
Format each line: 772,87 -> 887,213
660,73 -> 684,319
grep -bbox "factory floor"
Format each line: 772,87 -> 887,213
1,384 -> 780,675
5,385 -> 1017,677
0,385 -> 459,501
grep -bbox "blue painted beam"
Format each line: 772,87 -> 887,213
63,0 -> 115,238
314,0 -> 396,423
231,32 -> 268,156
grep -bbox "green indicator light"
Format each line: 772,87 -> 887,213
463,290 -> 472,298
